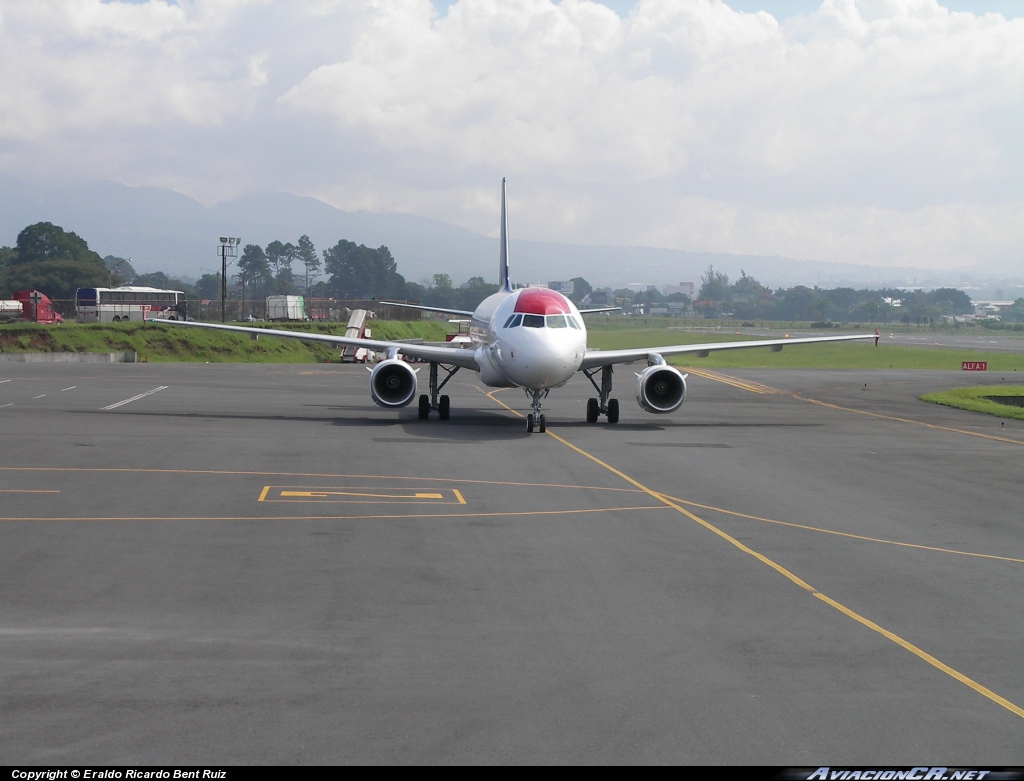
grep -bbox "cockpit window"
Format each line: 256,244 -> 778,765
522,314 -> 544,328
503,314 -> 522,328
567,316 -> 581,329
546,315 -> 568,328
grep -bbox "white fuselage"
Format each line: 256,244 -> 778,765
469,287 -> 588,391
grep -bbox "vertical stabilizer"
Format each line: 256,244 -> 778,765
499,178 -> 511,291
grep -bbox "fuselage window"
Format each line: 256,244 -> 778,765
546,315 -> 568,328
522,314 -> 545,328
503,313 -> 523,328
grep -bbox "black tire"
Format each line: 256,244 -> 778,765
538,414 -> 546,433
418,395 -> 430,420
586,398 -> 599,423
526,413 -> 535,433
607,398 -> 620,424
438,395 -> 450,421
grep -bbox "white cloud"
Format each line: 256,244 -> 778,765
0,0 -> 1021,270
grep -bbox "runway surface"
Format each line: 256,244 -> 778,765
1,361 -> 1022,764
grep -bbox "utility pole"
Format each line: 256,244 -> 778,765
109,257 -> 130,287
218,238 -> 240,322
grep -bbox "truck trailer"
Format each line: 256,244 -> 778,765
266,295 -> 306,322
0,291 -> 64,324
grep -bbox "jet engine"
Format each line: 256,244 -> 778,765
635,364 -> 687,414
369,359 -> 418,408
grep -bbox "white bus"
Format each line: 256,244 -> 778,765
75,286 -> 187,323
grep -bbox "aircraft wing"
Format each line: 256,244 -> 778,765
149,319 -> 481,370
380,301 -> 475,317
580,332 -> 878,370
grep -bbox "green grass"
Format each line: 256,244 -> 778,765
4,318 -> 1024,373
920,386 -> 1024,421
0,320 -> 448,363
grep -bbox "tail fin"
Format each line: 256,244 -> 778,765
499,178 -> 511,291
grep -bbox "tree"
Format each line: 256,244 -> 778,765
1003,298 -> 1024,324
295,235 -> 320,291
103,255 -> 137,284
569,276 -> 593,304
731,270 -> 766,296
238,244 -> 271,299
265,240 -> 296,294
0,246 -> 14,289
4,223 -> 108,300
811,297 -> 830,323
698,264 -> 730,301
927,287 -> 973,315
456,275 -> 499,310
323,240 -> 405,300
196,273 -> 222,300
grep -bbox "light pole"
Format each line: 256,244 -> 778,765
109,257 -> 131,287
218,238 -> 240,322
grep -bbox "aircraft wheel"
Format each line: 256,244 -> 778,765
418,395 -> 430,420
586,398 -> 599,423
607,398 -> 620,424
438,395 -> 450,421
538,414 -> 546,433
526,413 -> 535,433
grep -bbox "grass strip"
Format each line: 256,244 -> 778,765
920,386 -> 1024,421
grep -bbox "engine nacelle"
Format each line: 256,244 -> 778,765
635,364 -> 687,414
369,358 -> 418,408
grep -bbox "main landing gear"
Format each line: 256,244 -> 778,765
583,365 -> 620,424
526,389 -> 548,434
418,361 -> 459,421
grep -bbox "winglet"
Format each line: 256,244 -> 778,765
499,178 -> 511,292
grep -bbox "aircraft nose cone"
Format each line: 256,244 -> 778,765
505,332 -> 581,388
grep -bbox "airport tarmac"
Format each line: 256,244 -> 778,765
1,361 -> 1022,764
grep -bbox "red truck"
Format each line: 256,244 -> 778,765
0,290 -> 65,324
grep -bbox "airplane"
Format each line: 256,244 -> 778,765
152,180 -> 878,433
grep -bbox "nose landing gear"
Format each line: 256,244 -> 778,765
526,389 -> 548,433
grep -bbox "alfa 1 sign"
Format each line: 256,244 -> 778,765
962,361 -> 988,371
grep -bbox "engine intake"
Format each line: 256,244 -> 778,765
635,364 -> 686,414
370,359 -> 418,408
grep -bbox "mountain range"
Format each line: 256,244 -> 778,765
1,174 -> 1016,294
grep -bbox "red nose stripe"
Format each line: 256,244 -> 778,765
513,288 -> 572,315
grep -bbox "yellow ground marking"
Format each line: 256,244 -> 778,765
260,486 -> 466,504
661,495 -> 1024,565
0,505 -> 668,522
535,425 -> 1024,720
485,388 -> 523,416
281,490 -> 444,499
680,366 -> 783,395
0,466 -> 641,494
0,489 -> 60,493
795,394 -> 1024,446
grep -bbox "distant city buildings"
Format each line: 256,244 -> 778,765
547,280 -> 575,295
661,282 -> 694,298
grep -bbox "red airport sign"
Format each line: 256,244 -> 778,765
962,361 -> 988,371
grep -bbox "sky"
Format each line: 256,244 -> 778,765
1,0 -> 1022,271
